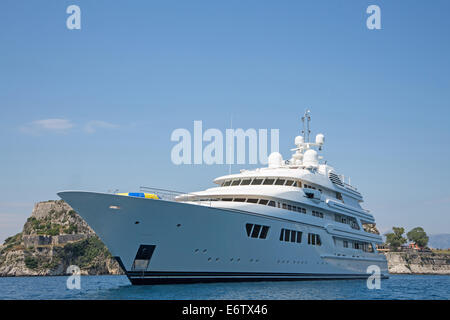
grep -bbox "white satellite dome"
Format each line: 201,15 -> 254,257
268,152 -> 283,168
315,133 -> 325,145
295,135 -> 304,146
303,149 -> 319,167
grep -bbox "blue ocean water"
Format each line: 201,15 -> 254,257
0,275 -> 448,300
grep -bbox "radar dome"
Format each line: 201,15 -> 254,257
315,133 -> 325,145
268,152 -> 283,168
295,135 -> 304,146
303,149 -> 319,167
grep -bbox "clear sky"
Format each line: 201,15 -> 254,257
1,0 -> 449,242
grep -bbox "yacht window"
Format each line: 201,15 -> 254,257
259,199 -> 268,205
279,229 -> 284,241
251,179 -> 263,185
231,180 -> 241,186
268,200 -> 275,207
222,180 -> 231,187
336,192 -> 343,200
240,179 -> 251,185
343,240 -> 348,248
222,198 -> 232,201
284,230 -> 291,242
251,224 -> 261,238
309,233 -> 315,245
274,179 -> 285,185
260,226 -> 270,239
277,202 -> 281,208
245,224 -> 253,237
234,198 -> 246,202
287,205 -> 292,210
263,179 -> 275,185
286,180 -> 295,186
317,235 -> 322,246
282,203 -> 287,209
290,231 -> 296,242
296,232 -> 302,243
247,198 -> 258,203
292,206 -> 297,211
301,208 -> 306,213
297,181 -> 302,188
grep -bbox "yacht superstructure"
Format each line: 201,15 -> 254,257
58,111 -> 388,284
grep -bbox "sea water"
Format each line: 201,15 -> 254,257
0,274 -> 448,300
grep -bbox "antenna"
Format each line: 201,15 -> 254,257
301,109 -> 311,142
229,115 -> 232,175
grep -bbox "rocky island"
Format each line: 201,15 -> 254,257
0,200 -> 449,277
0,200 -> 123,276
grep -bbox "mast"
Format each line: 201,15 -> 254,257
301,109 -> 311,143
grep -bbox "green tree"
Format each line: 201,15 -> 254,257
407,227 -> 429,248
385,227 -> 407,250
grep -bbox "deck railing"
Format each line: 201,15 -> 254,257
139,186 -> 212,206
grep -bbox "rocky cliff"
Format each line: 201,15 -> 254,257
0,200 -> 124,276
384,251 -> 450,275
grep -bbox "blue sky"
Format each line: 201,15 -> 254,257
1,0 -> 449,242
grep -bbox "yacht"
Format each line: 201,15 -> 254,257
58,111 -> 388,284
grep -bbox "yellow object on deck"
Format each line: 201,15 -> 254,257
116,192 -> 159,199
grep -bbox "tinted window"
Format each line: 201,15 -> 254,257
263,179 -> 275,185
286,180 -> 295,186
275,179 -> 285,185
240,179 -> 251,185
268,201 -> 275,207
245,224 -> 253,237
251,224 -> 261,238
251,179 -> 263,185
290,230 -> 296,242
296,232 -> 302,243
231,180 -> 240,186
234,198 -> 245,202
285,230 -> 291,241
223,180 -> 231,186
247,198 -> 258,203
259,199 -> 268,205
260,226 -> 270,239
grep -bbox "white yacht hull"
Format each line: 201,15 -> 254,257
58,191 -> 388,285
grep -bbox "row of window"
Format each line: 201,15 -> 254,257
308,233 -> 322,246
222,178 -> 300,187
281,202 -> 307,213
211,197 -> 356,227
335,214 -> 360,230
279,228 -> 303,243
220,178 -> 348,203
245,223 -> 270,239
342,240 -> 374,252
312,210 -> 324,218
222,197 -> 277,207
